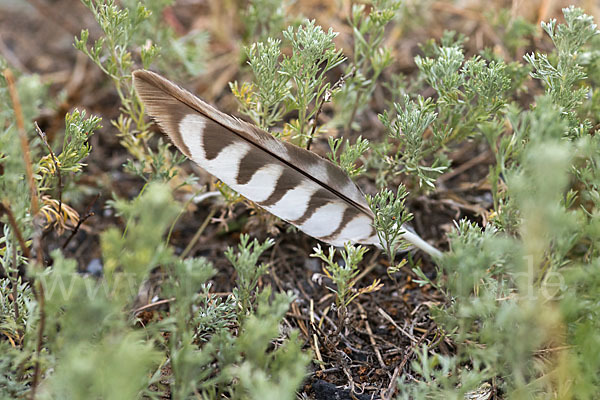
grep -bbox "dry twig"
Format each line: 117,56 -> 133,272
0,202 -> 31,260
62,193 -> 99,250
4,69 -> 38,216
356,303 -> 386,370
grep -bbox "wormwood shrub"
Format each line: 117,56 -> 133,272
311,243 -> 382,335
231,19 -> 345,147
394,7 -> 600,399
333,0 -> 402,132
0,173 -> 307,398
75,0 -> 207,182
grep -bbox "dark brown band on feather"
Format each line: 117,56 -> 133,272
202,119 -> 237,160
157,103 -> 192,158
259,170 -> 302,207
319,206 -> 360,243
289,189 -> 332,226
236,149 -> 272,185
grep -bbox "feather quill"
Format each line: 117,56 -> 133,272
132,70 -> 441,258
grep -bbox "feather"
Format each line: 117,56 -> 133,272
132,70 -> 441,258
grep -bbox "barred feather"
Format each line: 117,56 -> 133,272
133,70 -> 441,257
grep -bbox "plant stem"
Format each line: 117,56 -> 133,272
181,208 -> 217,258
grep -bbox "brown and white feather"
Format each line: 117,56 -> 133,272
133,70 -> 440,257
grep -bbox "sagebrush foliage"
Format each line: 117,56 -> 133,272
397,6 -> 600,399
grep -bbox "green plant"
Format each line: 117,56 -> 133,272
244,0 -> 291,43
394,7 -> 600,398
232,37 -> 290,132
311,243 -> 381,332
225,234 -> 274,320
165,235 -> 307,399
378,95 -> 445,188
366,185 -> 413,272
74,0 -> 203,182
326,135 -> 370,178
333,0 -> 401,132
524,5 -> 598,135
231,19 -> 345,147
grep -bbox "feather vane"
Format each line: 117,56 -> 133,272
132,70 -> 441,258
